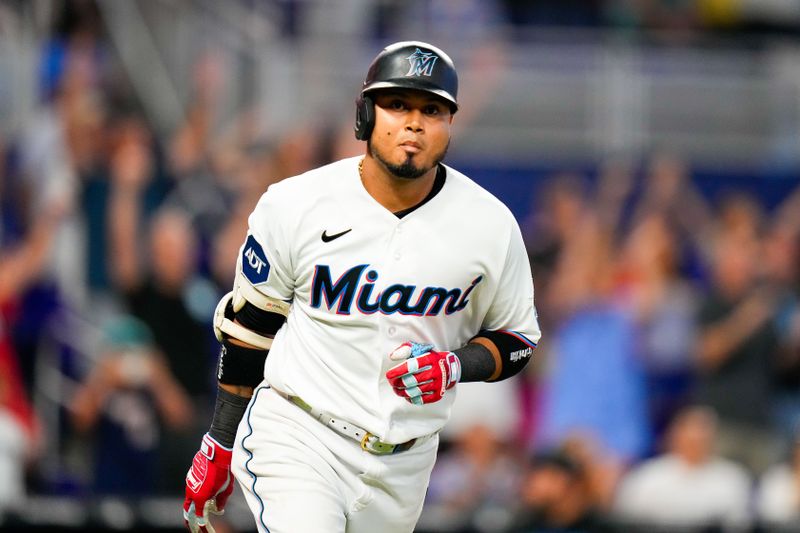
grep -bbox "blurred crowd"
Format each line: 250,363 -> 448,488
1,0 -> 359,509
225,0 -> 800,39
419,154 -> 800,532
2,1 -> 800,532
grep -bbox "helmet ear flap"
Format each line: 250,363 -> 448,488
354,95 -> 375,141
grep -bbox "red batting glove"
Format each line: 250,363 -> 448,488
183,434 -> 234,533
386,341 -> 461,405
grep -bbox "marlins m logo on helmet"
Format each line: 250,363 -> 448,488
405,49 -> 438,77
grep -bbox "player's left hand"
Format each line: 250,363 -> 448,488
386,341 -> 461,405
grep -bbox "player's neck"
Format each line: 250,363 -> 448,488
359,156 -> 436,214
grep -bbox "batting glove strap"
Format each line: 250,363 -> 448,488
385,341 -> 461,405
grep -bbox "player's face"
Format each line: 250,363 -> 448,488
369,90 -> 453,179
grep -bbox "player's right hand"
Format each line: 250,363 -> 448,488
183,433 -> 234,533
386,341 -> 461,405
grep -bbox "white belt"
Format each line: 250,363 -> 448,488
272,388 -> 422,455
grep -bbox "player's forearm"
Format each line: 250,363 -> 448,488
219,382 -> 254,398
211,352 -> 257,439
208,384 -> 252,448
217,332 -> 261,398
455,331 -> 536,383
453,341 -> 499,382
209,334 -> 260,445
208,306 -> 282,446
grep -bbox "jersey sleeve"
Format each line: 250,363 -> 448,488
481,218 -> 541,347
235,187 -> 295,301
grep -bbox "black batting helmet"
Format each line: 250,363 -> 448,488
354,41 -> 459,141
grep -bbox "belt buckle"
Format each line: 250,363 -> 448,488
360,432 -> 395,455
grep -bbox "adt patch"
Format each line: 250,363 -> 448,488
242,235 -> 270,284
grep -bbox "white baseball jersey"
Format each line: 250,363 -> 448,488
237,155 -> 540,444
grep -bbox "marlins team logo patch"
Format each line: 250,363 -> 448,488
406,48 -> 438,77
242,235 -> 270,284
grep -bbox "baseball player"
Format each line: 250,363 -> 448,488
183,40 -> 541,533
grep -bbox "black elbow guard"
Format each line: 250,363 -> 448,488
474,329 -> 537,382
236,301 -> 287,337
217,340 -> 268,388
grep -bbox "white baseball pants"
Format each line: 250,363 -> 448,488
231,386 -> 439,533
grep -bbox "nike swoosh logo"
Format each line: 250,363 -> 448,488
321,228 -> 352,243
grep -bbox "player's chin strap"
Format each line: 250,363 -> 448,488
213,289 -> 290,350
